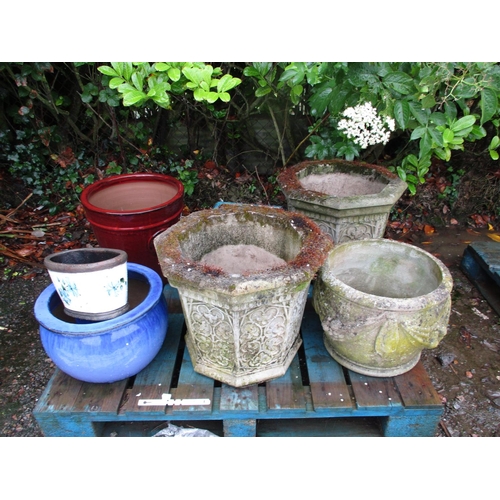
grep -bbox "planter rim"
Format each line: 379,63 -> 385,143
80,172 -> 185,216
154,204 -> 333,295
34,263 -> 163,335
319,238 -> 453,308
44,247 -> 127,274
277,159 -> 408,209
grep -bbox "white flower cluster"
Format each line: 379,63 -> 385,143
337,102 -> 395,149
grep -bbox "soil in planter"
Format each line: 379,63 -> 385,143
88,181 -> 178,211
200,244 -> 287,275
300,173 -> 386,197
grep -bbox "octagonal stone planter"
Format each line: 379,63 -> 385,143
312,239 -> 453,377
154,204 -> 333,387
277,160 -> 407,244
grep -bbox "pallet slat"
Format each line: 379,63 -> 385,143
300,310 -> 353,411
120,314 -> 184,414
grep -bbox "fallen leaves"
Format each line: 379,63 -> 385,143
486,232 -> 500,242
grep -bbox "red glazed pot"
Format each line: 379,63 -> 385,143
81,173 -> 184,277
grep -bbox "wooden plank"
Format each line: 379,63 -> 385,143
393,361 -> 442,408
349,370 -> 402,410
70,379 -> 129,414
220,384 -> 259,412
300,310 -> 353,410
170,337 -> 214,413
34,369 -> 84,413
120,313 -> 184,414
223,419 -> 257,437
266,356 -> 306,411
163,284 -> 183,313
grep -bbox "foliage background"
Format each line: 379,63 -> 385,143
1,62 -> 499,218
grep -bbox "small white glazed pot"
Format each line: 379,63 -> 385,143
44,248 -> 129,321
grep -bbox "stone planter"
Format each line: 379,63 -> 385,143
313,239 -> 453,377
277,160 -> 408,244
154,204 -> 333,387
44,248 -> 129,321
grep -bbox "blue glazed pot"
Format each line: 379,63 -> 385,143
34,263 -> 168,383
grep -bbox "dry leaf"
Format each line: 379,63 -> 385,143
424,224 -> 435,235
450,218 -> 458,225
486,233 -> 500,243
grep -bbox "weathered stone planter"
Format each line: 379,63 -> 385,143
313,239 -> 453,377
277,160 -> 408,243
154,204 -> 333,387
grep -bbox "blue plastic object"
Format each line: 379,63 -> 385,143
34,263 -> 168,383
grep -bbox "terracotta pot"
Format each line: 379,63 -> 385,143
44,248 -> 128,321
277,160 -> 407,244
80,173 -> 184,277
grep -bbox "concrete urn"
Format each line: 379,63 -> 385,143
313,239 -> 453,377
154,204 -> 333,387
277,160 -> 408,244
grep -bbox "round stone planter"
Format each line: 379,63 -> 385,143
44,248 -> 128,321
34,263 -> 168,383
277,160 -> 408,244
154,204 -> 333,387
80,173 -> 184,277
313,239 -> 453,377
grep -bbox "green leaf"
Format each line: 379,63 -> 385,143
243,66 -> 262,78
383,71 -> 414,95
122,89 -> 147,106
443,128 -> 454,143
490,150 -> 499,160
396,166 -> 406,181
410,126 -> 426,140
490,135 -> 500,150
109,77 -> 125,89
255,87 -> 272,97
480,88 -> 498,125
451,115 -> 476,132
394,100 -> 410,129
421,94 -> 436,109
430,112 -> 447,126
167,67 -> 181,82
111,62 -> 124,77
155,62 -> 171,72
131,72 -> 143,91
217,74 -> 241,93
98,65 -> 119,77
409,101 -> 429,126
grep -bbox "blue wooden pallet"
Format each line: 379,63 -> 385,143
460,240 -> 500,316
33,287 -> 444,437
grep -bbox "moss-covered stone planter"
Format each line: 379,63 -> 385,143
277,160 -> 407,244
154,204 -> 333,387
313,239 -> 453,377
